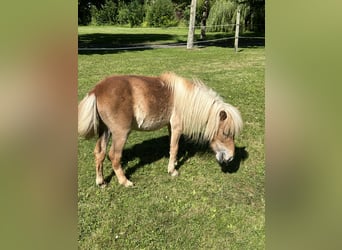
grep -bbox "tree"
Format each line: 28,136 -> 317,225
200,0 -> 210,39
241,0 -> 265,32
187,0 -> 197,49
207,0 -> 264,32
207,0 -> 238,32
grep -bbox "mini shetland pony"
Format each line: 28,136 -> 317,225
78,72 -> 243,187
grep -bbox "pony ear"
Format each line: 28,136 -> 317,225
219,110 -> 227,121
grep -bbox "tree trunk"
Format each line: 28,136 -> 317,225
187,0 -> 197,49
234,8 -> 241,52
200,0 -> 209,40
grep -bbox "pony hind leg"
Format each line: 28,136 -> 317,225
108,129 -> 133,187
94,130 -> 110,187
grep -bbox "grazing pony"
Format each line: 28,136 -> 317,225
78,72 -> 243,187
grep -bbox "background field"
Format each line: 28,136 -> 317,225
78,27 -> 265,249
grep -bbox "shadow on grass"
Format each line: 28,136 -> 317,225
78,32 -> 264,55
79,33 -> 182,55
104,135 -> 248,183
220,146 -> 249,173
79,33 -> 177,47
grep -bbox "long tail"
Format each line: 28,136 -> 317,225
78,93 -> 99,139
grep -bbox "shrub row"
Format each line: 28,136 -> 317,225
79,0 -> 264,32
90,0 -> 180,27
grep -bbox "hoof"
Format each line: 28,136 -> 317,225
96,178 -> 107,187
123,180 -> 134,187
98,182 -> 107,188
169,169 -> 179,177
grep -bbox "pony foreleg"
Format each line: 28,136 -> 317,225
94,130 -> 110,187
168,124 -> 182,177
108,132 -> 133,187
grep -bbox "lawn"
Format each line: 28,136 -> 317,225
78,26 -> 265,249
78,25 -> 264,49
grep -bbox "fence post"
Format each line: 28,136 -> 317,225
234,8 -> 241,52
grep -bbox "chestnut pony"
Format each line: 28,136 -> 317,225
78,72 -> 243,187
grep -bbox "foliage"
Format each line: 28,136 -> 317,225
243,0 -> 265,32
145,0 -> 177,27
182,0 -> 210,27
207,0 -> 264,32
91,0 -> 117,25
207,0 -> 238,32
116,2 -> 130,25
127,0 -> 145,27
117,1 -> 144,27
78,0 -> 264,29
182,5 -> 190,26
78,0 -> 92,25
196,0 -> 213,24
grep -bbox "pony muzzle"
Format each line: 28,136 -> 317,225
216,151 -> 234,164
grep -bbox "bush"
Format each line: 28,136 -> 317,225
146,0 -> 176,27
117,2 -> 130,25
182,5 -> 190,26
91,0 -> 117,25
94,0 -> 143,27
128,0 -> 144,27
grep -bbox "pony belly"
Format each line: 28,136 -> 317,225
133,101 -> 171,131
133,107 -> 170,131
133,115 -> 169,131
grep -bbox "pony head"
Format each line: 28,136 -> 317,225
209,107 -> 242,166
163,72 -> 243,166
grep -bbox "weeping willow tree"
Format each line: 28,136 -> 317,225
207,0 -> 264,32
207,0 -> 237,32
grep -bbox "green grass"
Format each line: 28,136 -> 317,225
78,27 -> 265,249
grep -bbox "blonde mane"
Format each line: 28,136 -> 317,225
160,72 -> 243,142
